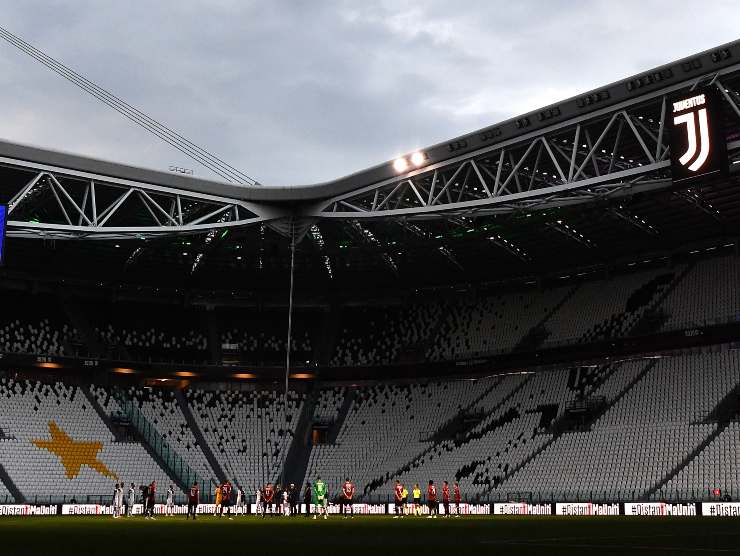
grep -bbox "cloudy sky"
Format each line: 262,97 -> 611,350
0,0 -> 738,186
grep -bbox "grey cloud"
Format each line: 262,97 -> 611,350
0,0 -> 738,185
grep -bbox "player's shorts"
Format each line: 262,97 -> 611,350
428,500 -> 436,511
317,496 -> 326,507
413,498 -> 421,505
221,499 -> 231,508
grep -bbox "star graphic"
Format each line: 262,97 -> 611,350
32,421 -> 118,481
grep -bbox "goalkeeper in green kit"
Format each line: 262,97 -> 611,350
313,476 -> 328,520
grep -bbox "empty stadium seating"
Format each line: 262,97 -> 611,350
662,422 -> 740,500
542,269 -> 678,346
313,387 -> 345,423
218,307 -> 315,365
500,352 -> 740,501
428,287 -> 571,360
1,255 -> 739,369
0,476 -> 13,503
304,378 -> 502,498
658,255 -> 740,330
0,345 -> 739,503
0,291 -> 76,356
331,304 -> 442,366
92,385 -> 217,486
0,378 -> 175,503
187,388 -> 305,491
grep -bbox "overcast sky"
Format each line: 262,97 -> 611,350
0,0 -> 738,186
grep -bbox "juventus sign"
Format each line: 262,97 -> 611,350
670,89 -> 727,184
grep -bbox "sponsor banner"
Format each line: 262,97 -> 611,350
296,503 -> 386,515
555,503 -> 620,516
701,503 -> 740,517
0,505 -> 57,516
623,502 -> 697,516
494,503 -> 552,515
61,503 -> 226,516
62,504 -> 113,515
440,503 -> 490,515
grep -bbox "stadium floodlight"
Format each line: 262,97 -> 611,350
410,151 -> 425,167
393,157 -> 409,173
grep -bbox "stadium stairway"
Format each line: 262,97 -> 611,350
630,262 -> 696,337
281,388 -> 318,488
514,285 -> 580,352
428,377 -> 505,442
173,389 -> 226,484
489,360 -> 657,497
81,385 -> 126,442
0,464 -> 23,503
328,389 -> 355,443
365,374 -> 534,496
570,359 -> 656,431
706,380 -> 740,422
112,388 -> 191,492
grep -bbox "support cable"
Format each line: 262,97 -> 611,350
281,220 -> 297,489
0,26 -> 259,186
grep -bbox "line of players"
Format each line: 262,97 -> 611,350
110,480 -> 176,519
254,477 -> 344,519
110,477 -> 463,519
393,480 -> 461,518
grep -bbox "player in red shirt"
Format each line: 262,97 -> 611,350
147,481 -> 157,519
219,480 -> 233,519
187,481 -> 199,520
453,482 -> 461,517
262,483 -> 274,518
442,481 -> 450,518
393,480 -> 404,518
341,478 -> 355,519
426,480 -> 438,518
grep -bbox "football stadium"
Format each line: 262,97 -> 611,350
2,8 -> 740,555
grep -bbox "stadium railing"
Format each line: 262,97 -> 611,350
112,387 -> 210,494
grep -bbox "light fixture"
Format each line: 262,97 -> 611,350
393,157 -> 409,173
410,151 -> 425,167
37,362 -> 61,369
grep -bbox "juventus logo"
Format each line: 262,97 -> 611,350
672,94 -> 711,172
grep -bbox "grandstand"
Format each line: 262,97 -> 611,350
1,38 -> 740,518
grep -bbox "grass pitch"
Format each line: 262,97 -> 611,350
1,515 -> 738,555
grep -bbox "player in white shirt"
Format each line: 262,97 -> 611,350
127,483 -> 136,517
235,488 -> 243,516
166,485 -> 175,516
282,490 -> 290,516
255,487 -> 262,516
112,483 -> 121,518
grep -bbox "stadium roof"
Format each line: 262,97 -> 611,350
2,39 -> 740,296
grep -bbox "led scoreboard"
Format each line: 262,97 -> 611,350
669,89 -> 727,184
0,205 -> 5,265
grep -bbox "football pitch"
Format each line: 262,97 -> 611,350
1,515 -> 738,555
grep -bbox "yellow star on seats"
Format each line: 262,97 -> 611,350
32,421 -> 118,481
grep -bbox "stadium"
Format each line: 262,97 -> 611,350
1,11 -> 740,555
